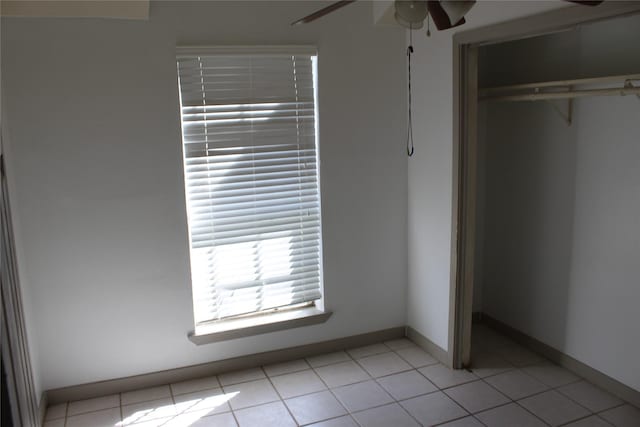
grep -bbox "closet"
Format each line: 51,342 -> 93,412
471,12 -> 640,392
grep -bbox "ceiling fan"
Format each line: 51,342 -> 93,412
291,0 -> 604,158
291,0 -> 604,32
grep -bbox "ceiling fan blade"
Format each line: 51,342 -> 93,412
291,0 -> 357,26
565,0 -> 604,5
427,1 -> 468,31
440,0 -> 476,25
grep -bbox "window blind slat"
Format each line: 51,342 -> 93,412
179,52 -> 322,324
191,226 -> 319,248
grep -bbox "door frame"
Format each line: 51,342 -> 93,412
1,136 -> 42,425
449,2 -> 640,369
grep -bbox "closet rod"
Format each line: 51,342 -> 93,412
480,73 -> 640,95
484,86 -> 640,102
479,73 -> 640,102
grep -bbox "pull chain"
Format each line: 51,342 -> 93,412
426,14 -> 431,37
406,26 -> 415,157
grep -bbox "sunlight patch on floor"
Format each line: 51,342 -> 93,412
118,391 -> 239,427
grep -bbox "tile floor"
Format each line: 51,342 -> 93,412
44,325 -> 640,427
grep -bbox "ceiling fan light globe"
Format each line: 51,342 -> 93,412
394,11 -> 425,29
394,0 -> 428,29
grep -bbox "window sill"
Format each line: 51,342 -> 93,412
188,307 -> 332,345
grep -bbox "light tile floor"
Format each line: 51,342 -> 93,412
44,325 -> 640,427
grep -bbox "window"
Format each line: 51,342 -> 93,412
177,47 -> 324,334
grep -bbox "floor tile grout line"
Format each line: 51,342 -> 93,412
478,371 -> 550,402
214,378 -> 353,416
218,370 -> 269,388
305,348 -> 353,369
42,382 -> 592,423
441,385 -> 512,415
227,402 -> 241,427
264,362 -> 311,379
384,338 -> 418,352
118,392 -> 123,424
347,398 -> 424,424
430,412 -> 480,426
473,345 -> 586,387
386,367 -> 440,393
473,328 -> 633,426
172,384 -> 226,399
492,400 -> 554,427
259,365 -> 302,426
220,380 -> 277,415
349,378 -> 424,425
468,364 -> 517,380
46,332 -> 640,427
54,369 -> 457,425
555,412 -> 608,427
475,364 -> 594,426
63,399 -> 69,427
120,385 -> 174,408
473,328 -> 637,424
306,353 -> 359,425
359,362 -> 471,427
356,361 -> 416,381
477,374 -> 553,426
310,359 -> 373,390
477,400 -> 552,426
44,402 -> 69,423
47,339 -> 413,423
304,349 -> 353,369
168,383 -> 175,403
554,383 -> 627,414
593,401 -> 630,418
549,377 -> 585,390
109,388 -> 624,427
297,413 -> 357,427
547,382 -> 611,415
62,397 -> 123,423
167,382 -> 235,424
301,349 -> 439,390
479,370 -> 583,404
346,343 -> 394,360
393,347 -> 441,371
312,343 -> 429,426
164,381 -> 194,427
593,411 -> 619,426
514,382 -> 592,412
351,401 -> 421,427
469,412 -> 491,427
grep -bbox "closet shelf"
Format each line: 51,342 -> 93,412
479,73 -> 640,102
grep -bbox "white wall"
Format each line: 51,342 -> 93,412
1,0 -> 408,392
478,14 -> 640,390
474,28 -> 581,315
565,96 -> 640,391
1,18 -> 45,402
407,1 -> 567,351
481,102 -> 577,346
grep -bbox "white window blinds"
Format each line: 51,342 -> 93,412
177,48 -> 323,325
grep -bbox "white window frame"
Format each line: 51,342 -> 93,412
176,46 -> 331,344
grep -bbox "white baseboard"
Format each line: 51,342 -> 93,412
38,392 -> 48,427
46,326 -> 405,404
405,326 -> 449,366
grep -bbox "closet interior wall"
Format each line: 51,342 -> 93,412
474,13 -> 640,392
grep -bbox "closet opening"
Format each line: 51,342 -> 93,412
450,3 -> 640,405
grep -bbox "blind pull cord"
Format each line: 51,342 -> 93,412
406,26 -> 415,157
